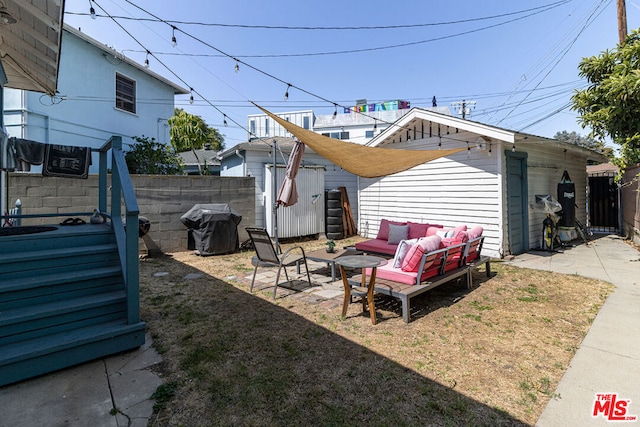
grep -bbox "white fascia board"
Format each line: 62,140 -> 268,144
369,108 -> 516,146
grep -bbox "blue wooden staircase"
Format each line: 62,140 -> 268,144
0,136 -> 146,387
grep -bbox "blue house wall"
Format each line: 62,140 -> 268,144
2,25 -> 187,170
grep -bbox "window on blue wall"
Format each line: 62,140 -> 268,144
115,73 -> 136,114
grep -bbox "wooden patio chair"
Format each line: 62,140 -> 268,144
245,227 -> 312,299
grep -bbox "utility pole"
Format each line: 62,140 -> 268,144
450,100 -> 476,119
617,0 -> 627,43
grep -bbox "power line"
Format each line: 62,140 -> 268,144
68,1 -> 572,31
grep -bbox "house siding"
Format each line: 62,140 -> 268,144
518,143 -> 589,252
358,137 -> 503,258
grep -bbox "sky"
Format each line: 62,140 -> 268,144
63,0 -> 640,149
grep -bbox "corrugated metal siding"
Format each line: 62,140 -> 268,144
265,165 -> 325,238
358,142 -> 503,258
222,149 -> 359,233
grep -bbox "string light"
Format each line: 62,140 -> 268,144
488,143 -> 492,156
234,59 -> 239,73
284,84 -> 291,101
89,0 -> 96,19
223,114 -> 228,126
171,26 -> 177,47
438,137 -> 442,150
144,50 -> 150,68
373,120 -> 377,131
189,88 -> 194,104
333,104 -> 337,119
512,144 -> 516,152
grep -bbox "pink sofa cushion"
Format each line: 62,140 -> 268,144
355,239 -> 397,256
366,262 -> 440,285
401,236 -> 441,272
376,219 -> 407,241
468,226 -> 483,240
407,222 -> 429,239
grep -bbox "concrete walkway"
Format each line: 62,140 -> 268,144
504,235 -> 640,426
0,335 -> 162,427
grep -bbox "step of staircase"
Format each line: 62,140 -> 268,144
0,224 -> 145,386
0,320 -> 146,387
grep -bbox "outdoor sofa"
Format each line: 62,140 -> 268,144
352,220 -> 490,323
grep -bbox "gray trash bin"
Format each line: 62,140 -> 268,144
180,204 -> 242,256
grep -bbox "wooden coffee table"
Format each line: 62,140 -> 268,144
306,248 -> 359,281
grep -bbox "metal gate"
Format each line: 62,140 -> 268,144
588,173 -> 619,233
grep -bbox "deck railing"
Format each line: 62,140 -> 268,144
0,136 -> 141,325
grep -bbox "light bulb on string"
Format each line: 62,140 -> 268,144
284,84 -> 291,101
438,137 -> 442,150
488,143 -> 492,156
171,26 -> 177,47
189,88 -> 194,104
333,104 -> 337,120
235,60 -> 239,73
512,144 -> 516,152
373,120 -> 377,132
144,50 -> 150,68
223,115 -> 228,127
466,141 -> 470,158
89,0 -> 96,19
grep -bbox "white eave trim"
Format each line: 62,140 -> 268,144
369,108 -> 516,146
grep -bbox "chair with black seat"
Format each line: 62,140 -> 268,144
245,227 -> 312,299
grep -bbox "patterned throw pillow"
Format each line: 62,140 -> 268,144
392,238 -> 418,268
387,224 -> 409,245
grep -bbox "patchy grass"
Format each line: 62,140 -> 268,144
140,237 -> 613,426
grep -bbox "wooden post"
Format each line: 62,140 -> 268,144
617,0 -> 628,43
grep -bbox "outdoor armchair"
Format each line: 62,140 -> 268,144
245,227 -> 312,299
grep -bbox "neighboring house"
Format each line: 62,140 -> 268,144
247,99 -> 449,145
3,24 -> 188,170
219,136 -> 358,238
179,144 -> 222,175
358,107 -> 608,258
248,110 -> 314,140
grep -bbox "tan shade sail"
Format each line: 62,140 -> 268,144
257,105 -> 465,178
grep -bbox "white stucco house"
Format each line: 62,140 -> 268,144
358,108 -> 608,258
3,24 -> 188,170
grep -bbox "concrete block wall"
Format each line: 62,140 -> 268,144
7,173 -> 256,253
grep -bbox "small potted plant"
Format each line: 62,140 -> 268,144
325,239 -> 336,253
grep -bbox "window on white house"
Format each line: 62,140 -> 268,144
115,73 -> 136,114
265,118 -> 269,135
250,120 -> 256,135
303,116 -> 310,129
365,130 -> 374,138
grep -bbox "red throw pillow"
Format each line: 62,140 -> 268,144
408,222 -> 429,239
401,243 -> 425,272
376,219 -> 406,241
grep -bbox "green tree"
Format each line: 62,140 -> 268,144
572,29 -> 640,170
168,108 -> 225,152
553,130 -> 614,158
125,135 -> 184,175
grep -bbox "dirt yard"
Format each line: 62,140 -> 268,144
139,237 -> 613,426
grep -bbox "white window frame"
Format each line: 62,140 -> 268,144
115,72 -> 137,114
